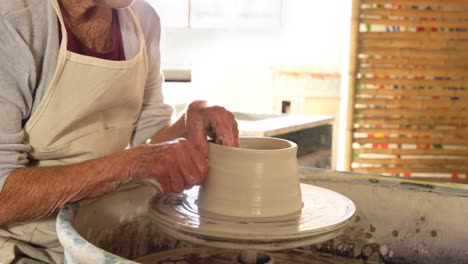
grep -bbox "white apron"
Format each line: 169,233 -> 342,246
0,0 -> 148,262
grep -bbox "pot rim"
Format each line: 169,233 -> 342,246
209,136 -> 297,153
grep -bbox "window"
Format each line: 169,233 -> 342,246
148,0 -> 283,29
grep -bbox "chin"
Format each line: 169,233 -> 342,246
96,0 -> 135,8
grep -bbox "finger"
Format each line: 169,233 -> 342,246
176,142 -> 203,188
145,148 -> 172,193
157,177 -> 171,194
205,108 -> 235,147
206,126 -> 216,139
186,111 -> 209,157
228,112 -> 240,147
169,168 -> 185,193
179,160 -> 204,189
183,141 -> 208,185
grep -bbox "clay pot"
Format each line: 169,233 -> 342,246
197,137 -> 303,218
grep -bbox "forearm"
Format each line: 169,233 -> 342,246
150,114 -> 187,144
0,151 -> 130,226
150,100 -> 209,145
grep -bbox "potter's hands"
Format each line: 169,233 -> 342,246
185,100 -> 239,156
127,138 -> 208,193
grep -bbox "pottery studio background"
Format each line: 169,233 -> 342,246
150,0 -> 468,184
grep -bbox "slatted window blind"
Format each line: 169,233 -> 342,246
345,0 -> 468,182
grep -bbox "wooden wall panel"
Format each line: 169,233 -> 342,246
346,0 -> 468,182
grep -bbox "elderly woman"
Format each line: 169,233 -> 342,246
0,0 -> 238,263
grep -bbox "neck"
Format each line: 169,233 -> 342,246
59,0 -> 102,25
59,0 -> 114,53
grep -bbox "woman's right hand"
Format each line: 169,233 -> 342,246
125,138 -> 208,193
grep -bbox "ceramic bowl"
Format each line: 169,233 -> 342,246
197,137 -> 303,218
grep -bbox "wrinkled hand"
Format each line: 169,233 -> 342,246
128,138 -> 208,193
185,100 -> 239,156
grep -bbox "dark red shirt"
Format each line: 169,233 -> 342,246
59,9 -> 126,61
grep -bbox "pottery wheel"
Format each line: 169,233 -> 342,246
135,247 -> 366,264
149,183 -> 355,251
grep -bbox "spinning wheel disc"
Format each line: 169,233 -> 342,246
149,184 -> 355,251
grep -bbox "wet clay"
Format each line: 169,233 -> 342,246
198,137 -> 303,218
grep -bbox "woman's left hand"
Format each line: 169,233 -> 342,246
185,100 -> 239,156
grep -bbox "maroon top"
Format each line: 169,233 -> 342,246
59,9 -> 126,61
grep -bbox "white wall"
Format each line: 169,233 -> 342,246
161,29 -> 280,113
159,0 -> 350,114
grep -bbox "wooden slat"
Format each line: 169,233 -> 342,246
360,57 -> 468,67
362,8 -> 468,20
353,148 -> 468,155
361,0 -> 468,8
355,108 -> 467,118
357,87 -> 468,96
356,111 -> 466,120
359,67 -> 468,78
355,98 -> 468,108
361,18 -> 468,28
359,83 -> 468,89
361,39 -> 468,50
353,158 -> 468,165
354,128 -> 468,137
359,78 -> 468,87
354,137 -> 467,145
361,32 -> 468,40
355,115 -> 468,127
360,48 -> 468,59
355,118 -> 468,126
353,167 -> 468,174
356,108 -> 467,115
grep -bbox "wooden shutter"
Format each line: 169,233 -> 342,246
346,0 -> 468,182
